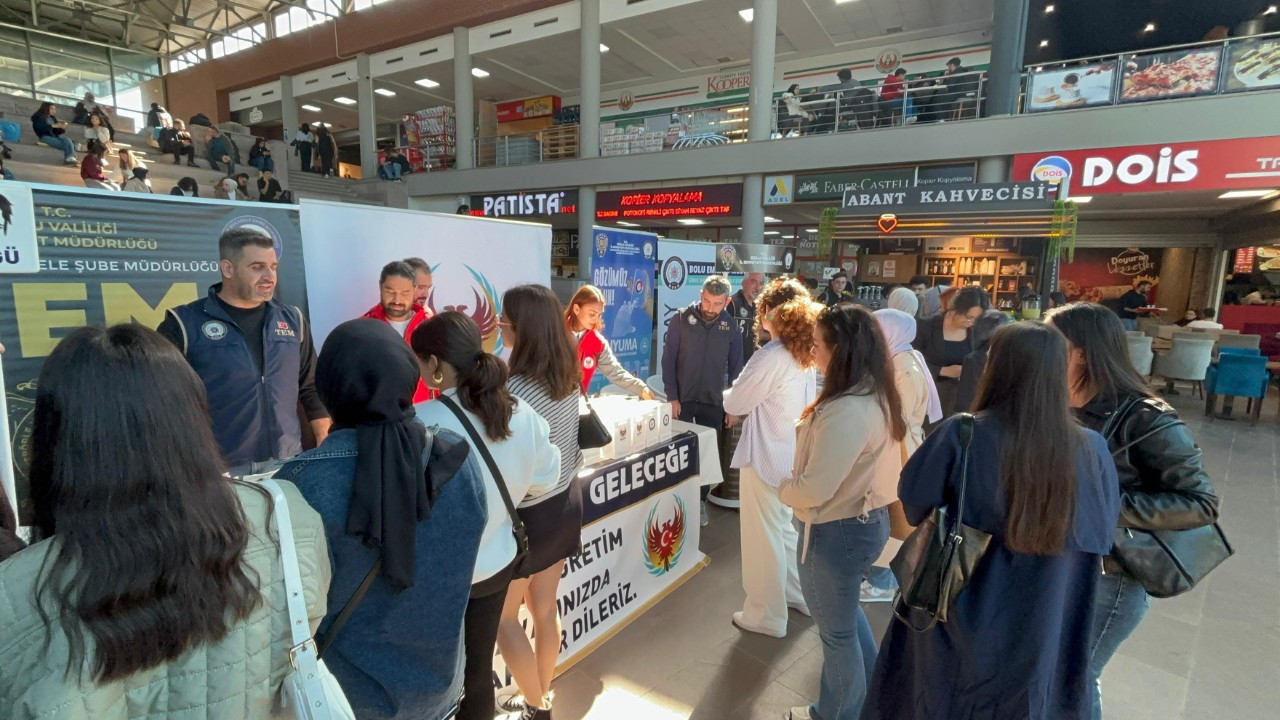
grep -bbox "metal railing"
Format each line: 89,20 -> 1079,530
772,70 -> 989,136
1021,30 -> 1280,113
474,131 -> 546,167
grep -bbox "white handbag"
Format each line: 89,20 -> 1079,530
261,479 -> 357,720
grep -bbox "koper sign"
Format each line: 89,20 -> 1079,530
1012,136 -> 1280,195
472,189 -> 578,218
840,182 -> 1058,215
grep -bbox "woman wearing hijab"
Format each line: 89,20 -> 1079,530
860,308 -> 944,603
886,286 -> 919,316
275,319 -> 488,720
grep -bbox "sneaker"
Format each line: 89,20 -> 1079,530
519,706 -> 552,720
860,580 -> 894,603
732,611 -> 786,638
701,501 -> 710,527
496,691 -> 523,714
64,157 -> 79,165
785,706 -> 813,720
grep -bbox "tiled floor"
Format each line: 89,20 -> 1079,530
545,391 -> 1280,720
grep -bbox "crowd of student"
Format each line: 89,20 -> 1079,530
0,225 -> 1226,720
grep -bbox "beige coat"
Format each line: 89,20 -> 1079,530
893,351 -> 931,461
779,391 -> 900,531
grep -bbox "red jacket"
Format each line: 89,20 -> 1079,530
576,329 -> 606,394
881,74 -> 905,101
362,303 -> 437,403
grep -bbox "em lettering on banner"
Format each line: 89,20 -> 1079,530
0,187 -> 308,521
589,228 -> 658,391
491,432 -> 704,685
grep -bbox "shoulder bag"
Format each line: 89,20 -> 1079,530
1100,396 -> 1233,599
439,396 -> 532,576
578,393 -> 613,449
260,478 -> 369,720
890,413 -> 992,631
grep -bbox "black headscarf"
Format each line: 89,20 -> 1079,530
316,319 -> 430,590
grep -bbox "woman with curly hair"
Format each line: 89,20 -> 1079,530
723,286 -> 822,637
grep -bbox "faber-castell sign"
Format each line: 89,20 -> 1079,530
840,182 -> 1058,215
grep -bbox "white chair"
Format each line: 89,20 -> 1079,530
1127,335 -> 1154,378
1153,337 -> 1215,397
1156,325 -> 1178,340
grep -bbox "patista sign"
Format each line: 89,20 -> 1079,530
1012,136 -> 1280,195
471,190 -> 578,217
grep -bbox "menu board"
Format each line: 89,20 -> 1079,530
1026,62 -> 1117,111
1234,247 -> 1258,274
971,237 -> 1020,253
1224,37 -> 1280,93
1120,47 -> 1221,102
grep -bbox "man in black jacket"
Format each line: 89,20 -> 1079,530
728,272 -> 765,364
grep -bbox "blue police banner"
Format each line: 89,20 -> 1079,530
588,227 -> 658,392
0,185 -> 308,522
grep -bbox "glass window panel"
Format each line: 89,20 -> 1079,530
0,38 -> 29,90
108,70 -> 163,113
275,11 -> 292,37
29,47 -> 111,104
28,34 -> 107,63
110,49 -> 161,75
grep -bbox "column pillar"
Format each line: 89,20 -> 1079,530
741,175 -> 765,242
577,187 -> 597,278
278,74 -> 300,171
453,26 -> 475,169
740,0 -> 778,243
579,0 -> 601,159
985,0 -> 1030,117
356,54 -> 378,176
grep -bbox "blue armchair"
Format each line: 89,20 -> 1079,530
1204,354 -> 1271,424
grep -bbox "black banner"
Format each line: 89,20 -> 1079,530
841,182 -> 1058,215
1,188 -> 308,520
579,432 -> 699,525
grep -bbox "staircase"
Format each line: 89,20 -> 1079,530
288,171 -> 385,206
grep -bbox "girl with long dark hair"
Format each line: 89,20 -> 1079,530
30,101 -> 78,164
412,312 -> 560,720
913,285 -> 990,416
495,285 -> 583,718
80,139 -> 118,191
565,284 -> 653,397
778,305 -> 906,720
315,124 -> 338,178
1046,302 -> 1219,718
0,325 -> 330,718
863,322 -> 1120,720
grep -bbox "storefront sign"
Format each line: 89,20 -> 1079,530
715,243 -> 797,274
971,237 -> 1020,253
914,164 -> 978,186
795,168 -> 916,203
706,69 -> 751,99
764,175 -> 794,205
471,189 -> 578,218
1013,137 -> 1280,195
841,182 -> 1057,214
496,95 -> 561,123
1108,248 -> 1156,276
597,184 -> 742,220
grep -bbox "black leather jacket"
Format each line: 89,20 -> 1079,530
1076,392 -> 1220,570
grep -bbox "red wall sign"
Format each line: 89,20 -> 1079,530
595,184 -> 743,220
495,95 -> 561,123
1012,136 -> 1280,195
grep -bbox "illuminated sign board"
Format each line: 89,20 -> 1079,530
596,184 -> 742,220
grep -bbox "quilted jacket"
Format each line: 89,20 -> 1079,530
0,480 -> 331,720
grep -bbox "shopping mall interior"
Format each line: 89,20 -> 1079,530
0,0 -> 1279,719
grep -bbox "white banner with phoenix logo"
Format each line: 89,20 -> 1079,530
492,425 -> 719,688
297,200 -> 552,353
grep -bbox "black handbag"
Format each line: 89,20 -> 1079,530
578,394 -> 613,449
1100,396 -> 1233,599
890,413 -> 992,631
439,396 -> 532,576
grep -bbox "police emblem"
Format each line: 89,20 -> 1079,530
202,321 -> 227,340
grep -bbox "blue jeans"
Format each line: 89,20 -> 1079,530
865,565 -> 897,591
797,507 -> 889,720
384,162 -> 402,180
1121,318 -> 1138,331
250,155 -> 275,173
40,134 -> 76,161
1088,571 -> 1150,720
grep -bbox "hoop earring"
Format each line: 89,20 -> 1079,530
431,370 -> 444,386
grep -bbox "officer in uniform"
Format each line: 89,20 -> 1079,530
727,272 -> 765,365
661,274 -> 745,526
158,227 -> 330,474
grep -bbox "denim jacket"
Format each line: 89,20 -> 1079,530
275,424 -> 487,720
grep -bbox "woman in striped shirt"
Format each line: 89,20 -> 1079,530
494,285 -> 584,720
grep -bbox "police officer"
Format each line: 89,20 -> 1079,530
158,227 -> 330,473
661,274 -> 744,526
727,272 -> 765,365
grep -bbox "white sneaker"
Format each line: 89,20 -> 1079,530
700,501 -> 710,527
785,706 -> 813,720
860,579 -> 894,603
732,611 -> 786,638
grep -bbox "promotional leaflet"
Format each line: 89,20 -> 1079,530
587,228 -> 659,392
0,188 -> 308,521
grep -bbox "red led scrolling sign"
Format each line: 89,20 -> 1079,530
596,184 -> 743,220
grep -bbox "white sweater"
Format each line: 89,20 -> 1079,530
416,389 -> 561,584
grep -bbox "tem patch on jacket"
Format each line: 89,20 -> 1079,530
202,320 -> 227,340
273,320 -> 296,338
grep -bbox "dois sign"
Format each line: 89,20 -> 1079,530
1013,136 -> 1280,195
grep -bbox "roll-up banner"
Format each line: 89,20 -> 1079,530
586,228 -> 658,392
0,186 -> 308,522
655,239 -> 724,365
297,200 -> 552,355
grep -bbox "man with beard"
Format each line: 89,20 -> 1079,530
362,260 -> 435,402
728,272 -> 765,364
662,275 -> 744,526
403,256 -> 435,309
159,227 -> 329,472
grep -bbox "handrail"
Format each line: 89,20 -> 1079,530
1024,29 -> 1280,70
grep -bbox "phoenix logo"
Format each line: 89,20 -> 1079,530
643,496 -> 686,576
426,264 -> 505,355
